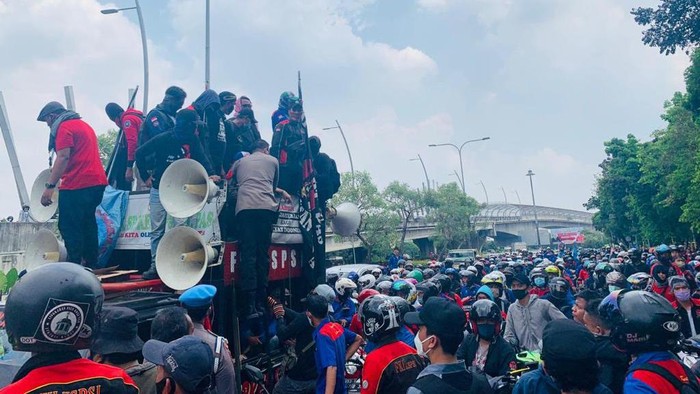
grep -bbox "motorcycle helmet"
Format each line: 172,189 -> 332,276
335,278 -> 357,297
6,263 -> 104,352
627,272 -> 652,291
358,274 -> 376,290
468,299 -> 502,339
405,262 -> 414,271
431,274 -> 452,294
416,280 -> 440,305
606,271 -> 627,291
544,265 -> 560,277
656,244 -> 672,264
347,271 -> 359,284
326,272 -> 339,287
390,296 -> 411,322
390,280 -> 412,299
376,280 -> 393,295
361,295 -> 401,342
599,290 -> 681,353
406,270 -> 424,282
548,277 -> 569,300
422,268 -> 435,280
371,268 -> 382,278
312,284 -> 337,305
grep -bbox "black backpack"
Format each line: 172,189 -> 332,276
628,361 -> 700,394
410,370 -> 491,394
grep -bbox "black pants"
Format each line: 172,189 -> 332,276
237,209 -> 277,292
107,149 -> 131,191
58,185 -> 105,267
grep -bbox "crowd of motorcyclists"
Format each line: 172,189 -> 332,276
310,243 -> 700,393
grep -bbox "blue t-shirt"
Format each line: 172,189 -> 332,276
365,326 -> 415,354
314,318 -> 357,394
331,297 -> 356,323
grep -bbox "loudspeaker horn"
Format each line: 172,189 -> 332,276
330,202 -> 361,237
24,229 -> 66,270
160,158 -> 219,219
29,169 -> 58,222
155,226 -> 218,290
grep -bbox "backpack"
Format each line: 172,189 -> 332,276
628,361 -> 700,394
411,370 -> 490,394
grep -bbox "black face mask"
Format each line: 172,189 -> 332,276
156,377 -> 176,394
512,289 -> 528,300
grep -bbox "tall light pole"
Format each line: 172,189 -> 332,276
410,154 -> 430,191
323,120 -> 355,188
429,137 -> 490,195
205,0 -> 211,89
513,190 -> 522,204
101,1 -> 149,112
526,170 -> 542,248
449,171 -> 464,191
501,186 -> 508,204
478,180 -> 489,204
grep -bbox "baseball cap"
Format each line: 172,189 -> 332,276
404,297 -> 466,336
143,335 -> 214,393
91,306 -> 144,355
218,91 -> 236,103
542,319 -> 596,361
512,272 -> 531,287
36,101 -> 66,121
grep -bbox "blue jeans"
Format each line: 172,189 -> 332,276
150,188 -> 186,264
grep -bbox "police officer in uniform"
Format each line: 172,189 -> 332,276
179,285 -> 237,394
1,263 -> 138,393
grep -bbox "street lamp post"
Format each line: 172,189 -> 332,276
478,180 -> 489,204
449,171 -> 464,191
513,190 -> 522,204
322,120 -> 355,188
205,0 -> 210,89
101,1 -> 149,112
410,154 -> 430,191
526,169 -> 542,248
501,186 -> 508,204
429,137 -> 490,195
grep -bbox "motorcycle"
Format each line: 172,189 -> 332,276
345,348 -> 366,393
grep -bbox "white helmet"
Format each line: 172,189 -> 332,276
358,274 -> 376,290
371,268 -> 382,277
335,278 -> 357,296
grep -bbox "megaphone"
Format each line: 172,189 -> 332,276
25,228 -> 66,269
29,169 -> 58,222
330,202 -> 361,236
159,159 -> 219,219
155,226 -> 218,290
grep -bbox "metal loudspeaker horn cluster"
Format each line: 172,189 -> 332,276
155,226 -> 218,291
24,229 -> 66,270
329,202 -> 361,237
159,159 -> 219,219
29,169 -> 57,222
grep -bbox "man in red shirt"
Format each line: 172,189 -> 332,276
37,101 -> 108,268
105,102 -> 143,191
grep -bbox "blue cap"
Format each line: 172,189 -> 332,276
179,284 -> 217,308
143,335 -> 214,393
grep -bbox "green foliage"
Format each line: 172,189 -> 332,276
581,229 -> 608,249
631,1 -> 700,55
425,182 -> 480,252
400,242 -> 421,259
383,181 -> 425,246
97,129 -> 118,167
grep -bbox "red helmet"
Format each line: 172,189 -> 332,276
358,289 -> 379,305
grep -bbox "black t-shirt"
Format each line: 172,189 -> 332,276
276,308 -> 317,381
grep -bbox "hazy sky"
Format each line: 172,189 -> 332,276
0,0 -> 689,218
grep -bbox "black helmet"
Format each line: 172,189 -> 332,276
361,295 -> 401,342
6,263 -> 104,352
468,299 -> 502,336
431,274 -> 451,294
390,296 -> 411,321
599,290 -> 681,353
416,280 -> 440,305
422,268 -> 435,279
548,277 -> 569,299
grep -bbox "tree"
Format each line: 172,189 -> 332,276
581,229 -> 608,249
632,1 -> 700,55
331,171 -> 400,262
97,129 -> 118,167
425,182 -> 480,252
382,181 -> 425,246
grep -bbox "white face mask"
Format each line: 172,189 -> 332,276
414,334 -> 435,356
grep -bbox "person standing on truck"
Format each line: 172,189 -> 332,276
105,102 -> 144,191
135,109 -> 220,280
179,285 -> 236,394
139,86 -> 187,147
233,140 -> 291,319
37,101 -> 108,268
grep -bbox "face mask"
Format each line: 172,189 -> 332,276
477,323 -> 496,340
608,285 -> 621,293
675,260 -> 686,268
675,288 -> 691,302
534,277 -> 546,287
512,289 -> 528,300
414,334 -> 435,356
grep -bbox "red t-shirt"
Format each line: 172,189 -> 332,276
55,119 -> 108,190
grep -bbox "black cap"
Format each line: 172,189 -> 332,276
512,272 -> 530,287
219,91 -> 236,103
404,297 -> 465,336
143,335 -> 214,393
105,102 -> 124,121
542,319 -> 596,361
36,101 -> 66,121
91,306 -> 144,355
